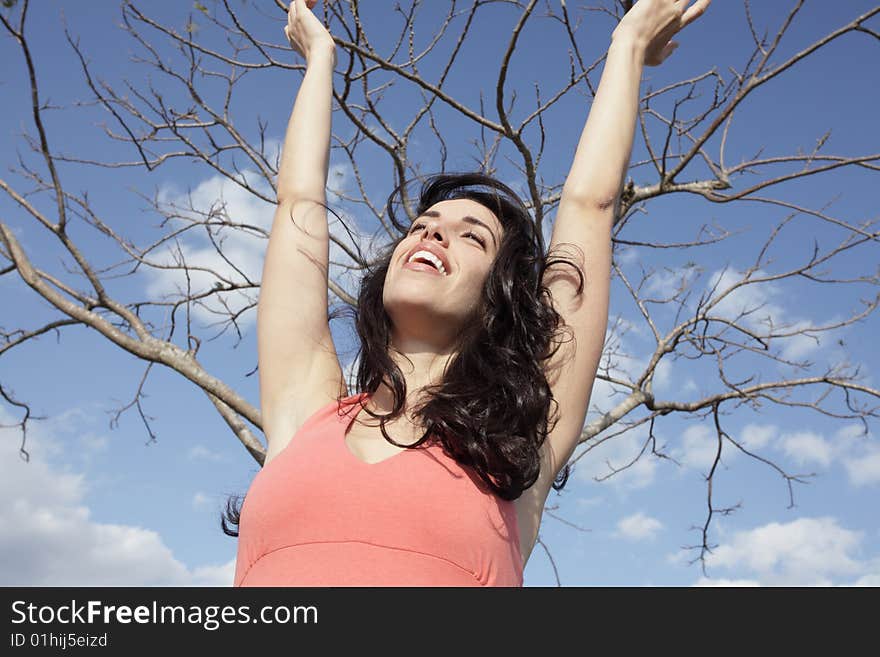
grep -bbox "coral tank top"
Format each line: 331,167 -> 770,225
233,392 -> 523,587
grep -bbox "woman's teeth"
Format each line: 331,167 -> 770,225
407,250 -> 447,275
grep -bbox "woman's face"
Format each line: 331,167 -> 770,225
382,197 -> 504,346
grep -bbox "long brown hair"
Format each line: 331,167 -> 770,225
221,172 -> 585,537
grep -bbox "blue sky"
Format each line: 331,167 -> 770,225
1,0 -> 878,586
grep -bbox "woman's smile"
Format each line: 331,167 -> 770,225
403,260 -> 447,276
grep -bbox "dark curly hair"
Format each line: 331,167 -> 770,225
221,172 -> 585,537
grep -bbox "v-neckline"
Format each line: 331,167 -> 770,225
341,392 -> 427,466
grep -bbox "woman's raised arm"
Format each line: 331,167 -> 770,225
258,0 -> 345,464
526,0 -> 711,510
277,0 -> 336,202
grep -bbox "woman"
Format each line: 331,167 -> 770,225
225,0 -> 710,587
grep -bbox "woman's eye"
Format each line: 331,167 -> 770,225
464,232 -> 486,247
409,223 -> 485,247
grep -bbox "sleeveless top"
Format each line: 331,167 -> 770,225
234,392 -> 524,587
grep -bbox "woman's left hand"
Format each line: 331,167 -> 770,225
612,0 -> 711,67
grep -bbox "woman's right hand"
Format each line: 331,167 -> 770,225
284,0 -> 336,64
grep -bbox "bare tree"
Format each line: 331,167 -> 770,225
1,0 -> 878,582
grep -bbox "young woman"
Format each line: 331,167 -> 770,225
225,0 -> 710,586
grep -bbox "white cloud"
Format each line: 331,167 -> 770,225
671,422 -> 718,474
612,315 -> 649,340
586,321 -> 654,413
326,162 -> 350,203
701,517 -> 868,586
740,423 -> 777,451
79,432 -> 109,452
780,431 -> 833,467
0,409 -> 234,586
706,267 -> 786,333
578,317 -> 724,489
705,267 -> 838,365
580,408 -> 875,497
262,137 -> 283,172
654,413 -> 877,491
648,359 -> 697,398
192,492 -> 211,511
586,312 -> 688,404
850,572 -> 880,586
834,423 -> 869,445
724,422 -> 880,488
652,356 -> 672,391
188,445 -> 225,462
841,450 -> 880,487
643,264 -> 701,300
832,424 -> 880,487
692,577 -> 761,587
151,160 -> 369,331
615,512 -> 663,541
615,246 -> 640,266
596,339 -> 676,398
188,559 -> 237,587
574,423 -> 660,492
778,320 -> 824,361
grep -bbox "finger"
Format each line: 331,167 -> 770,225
681,0 -> 711,29
664,41 -> 680,58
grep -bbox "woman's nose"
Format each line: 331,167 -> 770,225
420,221 -> 447,243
